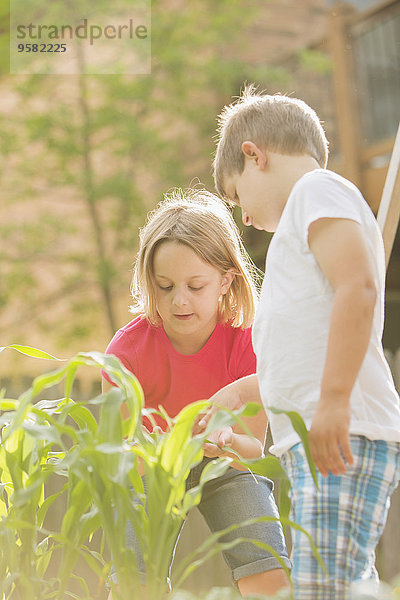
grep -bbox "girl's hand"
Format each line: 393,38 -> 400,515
142,424 -> 164,436
203,426 -> 233,458
152,425 -> 164,435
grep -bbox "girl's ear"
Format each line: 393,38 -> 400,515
221,270 -> 235,295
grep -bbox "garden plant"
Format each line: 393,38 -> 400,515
0,345 -> 323,600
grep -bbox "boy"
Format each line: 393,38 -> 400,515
200,87 -> 400,599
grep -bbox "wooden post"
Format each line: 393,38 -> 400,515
377,122 -> 400,268
328,3 -> 361,187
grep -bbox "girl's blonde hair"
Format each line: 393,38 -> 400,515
214,85 -> 329,198
130,188 -> 259,328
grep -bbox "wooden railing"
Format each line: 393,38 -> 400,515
328,0 -> 400,212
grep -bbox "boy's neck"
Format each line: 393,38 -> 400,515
272,153 -> 321,201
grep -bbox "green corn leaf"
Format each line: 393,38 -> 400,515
279,477 -> 292,526
79,351 -> 143,401
174,400 -> 210,429
75,545 -> 106,580
172,520 -> 282,587
199,457 -> 232,486
176,535 -> 291,589
157,404 -> 174,430
32,398 -> 64,417
61,480 -> 91,538
0,400 -> 18,411
11,473 -> 47,508
2,390 -> 33,442
77,508 -> 101,543
0,344 -> 64,360
175,513 -> 324,588
237,401 -> 262,417
128,464 -> 145,495
70,572 -> 92,599
177,439 -> 204,476
31,366 -> 70,398
64,364 -> 78,399
67,403 -> 98,434
203,408 -> 240,438
161,401 -> 209,473
182,486 -> 203,513
97,388 -> 123,444
242,455 -> 288,480
1,517 -> 38,532
94,443 -> 126,454
200,403 -> 258,441
37,483 -> 68,527
270,407 -> 318,488
36,543 -> 53,578
23,422 -> 63,446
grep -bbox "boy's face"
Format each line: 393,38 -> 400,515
223,144 -> 284,233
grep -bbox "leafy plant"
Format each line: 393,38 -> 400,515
0,345 -> 323,599
170,587 -> 293,600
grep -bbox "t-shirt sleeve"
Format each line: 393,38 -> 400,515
230,326 -> 257,380
293,172 -> 363,248
101,330 -> 136,386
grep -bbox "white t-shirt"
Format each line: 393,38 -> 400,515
253,169 -> 400,457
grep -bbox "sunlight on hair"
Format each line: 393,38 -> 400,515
130,188 -> 261,328
213,83 -> 329,197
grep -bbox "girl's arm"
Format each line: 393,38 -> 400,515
200,374 -> 268,469
200,374 -> 262,414
104,373 -> 267,468
307,217 -> 377,477
196,374 -> 263,429
203,424 -> 265,462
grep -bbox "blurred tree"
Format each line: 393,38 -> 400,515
0,0 -> 285,351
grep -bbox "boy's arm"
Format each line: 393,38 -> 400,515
308,217 -> 377,477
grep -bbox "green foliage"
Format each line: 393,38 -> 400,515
0,0 -> 266,348
0,346 -> 296,599
0,344 -> 330,599
0,0 -> 9,76
170,588 -> 293,600
298,49 -> 332,76
269,407 -> 318,489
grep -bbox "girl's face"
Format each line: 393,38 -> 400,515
152,241 -> 234,354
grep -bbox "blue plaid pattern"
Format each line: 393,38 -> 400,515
281,436 -> 400,600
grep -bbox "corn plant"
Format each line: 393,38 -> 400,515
170,588 -> 292,600
0,345 -> 322,600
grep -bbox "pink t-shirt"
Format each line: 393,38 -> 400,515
103,316 -> 256,428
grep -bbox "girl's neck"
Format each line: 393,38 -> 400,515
163,322 -> 218,355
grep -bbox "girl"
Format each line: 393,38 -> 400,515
103,189 -> 291,597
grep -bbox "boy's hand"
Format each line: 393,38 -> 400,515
203,426 -> 233,458
309,400 -> 354,477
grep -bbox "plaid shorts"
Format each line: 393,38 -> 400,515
281,435 -> 400,600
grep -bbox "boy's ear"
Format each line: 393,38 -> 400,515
241,141 -> 267,169
221,269 -> 235,295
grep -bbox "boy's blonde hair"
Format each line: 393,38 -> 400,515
213,85 -> 329,197
130,188 -> 259,328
